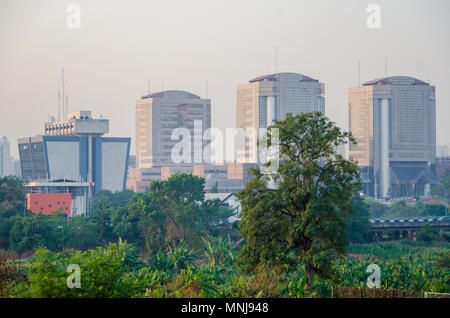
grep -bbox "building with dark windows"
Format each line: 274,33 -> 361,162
18,111 -> 131,216
349,76 -> 437,198
136,90 -> 211,168
236,72 -> 325,162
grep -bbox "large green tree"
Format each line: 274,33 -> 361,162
127,173 -> 234,255
9,213 -> 63,253
346,194 -> 371,243
237,112 -> 360,286
91,196 -> 115,243
0,176 -> 26,249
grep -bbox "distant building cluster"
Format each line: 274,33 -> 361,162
0,136 -> 21,178
129,72 -> 326,193
8,71 -> 447,215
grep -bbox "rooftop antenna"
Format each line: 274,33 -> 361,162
147,77 -> 151,94
61,67 -> 65,120
65,94 -> 69,118
57,89 -> 61,122
385,58 -> 388,76
205,80 -> 209,98
161,82 -> 164,92
358,60 -> 361,86
275,46 -> 278,73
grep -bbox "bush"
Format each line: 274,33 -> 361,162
416,224 -> 438,243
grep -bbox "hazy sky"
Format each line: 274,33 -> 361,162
1,0 -> 449,158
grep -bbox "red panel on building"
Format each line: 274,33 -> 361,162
26,193 -> 72,215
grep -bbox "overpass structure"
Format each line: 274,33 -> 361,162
369,217 -> 450,240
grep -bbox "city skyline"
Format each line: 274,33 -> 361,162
1,0 -> 450,159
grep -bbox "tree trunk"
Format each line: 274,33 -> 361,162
305,265 -> 315,287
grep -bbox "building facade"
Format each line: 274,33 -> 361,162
436,145 -> 449,157
136,90 -> 211,168
236,72 -> 325,162
349,76 -> 436,198
18,111 -> 130,216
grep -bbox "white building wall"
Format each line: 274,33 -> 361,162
46,141 -> 80,181
101,141 -> 128,192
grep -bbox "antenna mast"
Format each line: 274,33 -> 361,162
57,89 -> 61,122
275,46 -> 278,73
61,67 -> 65,120
385,58 -> 388,76
358,60 -> 361,86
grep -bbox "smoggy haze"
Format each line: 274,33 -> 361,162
1,0 -> 449,158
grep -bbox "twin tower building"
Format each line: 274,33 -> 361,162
18,72 -> 437,215
135,72 -> 437,200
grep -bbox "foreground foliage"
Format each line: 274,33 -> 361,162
4,239 -> 448,298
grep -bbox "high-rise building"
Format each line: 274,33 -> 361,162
236,72 -> 325,162
349,76 -> 437,198
19,111 -> 130,192
18,111 -> 131,215
0,136 -> 13,177
136,90 -> 211,168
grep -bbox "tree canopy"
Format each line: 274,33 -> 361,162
237,112 -> 360,286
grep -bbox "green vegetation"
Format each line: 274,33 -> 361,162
347,240 -> 450,259
366,198 -> 447,219
432,169 -> 450,204
0,174 -> 236,256
237,112 -> 360,286
1,113 -> 449,298
3,240 -> 448,298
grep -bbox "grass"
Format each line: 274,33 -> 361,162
347,240 -> 450,260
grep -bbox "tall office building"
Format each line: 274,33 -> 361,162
136,90 -> 211,168
0,136 -> 13,177
18,111 -> 130,215
19,111 -> 130,192
236,72 -> 325,162
349,76 -> 436,198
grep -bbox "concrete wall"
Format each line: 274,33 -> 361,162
46,141 -> 80,181
101,140 -> 129,192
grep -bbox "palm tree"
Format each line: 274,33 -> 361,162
167,241 -> 196,273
